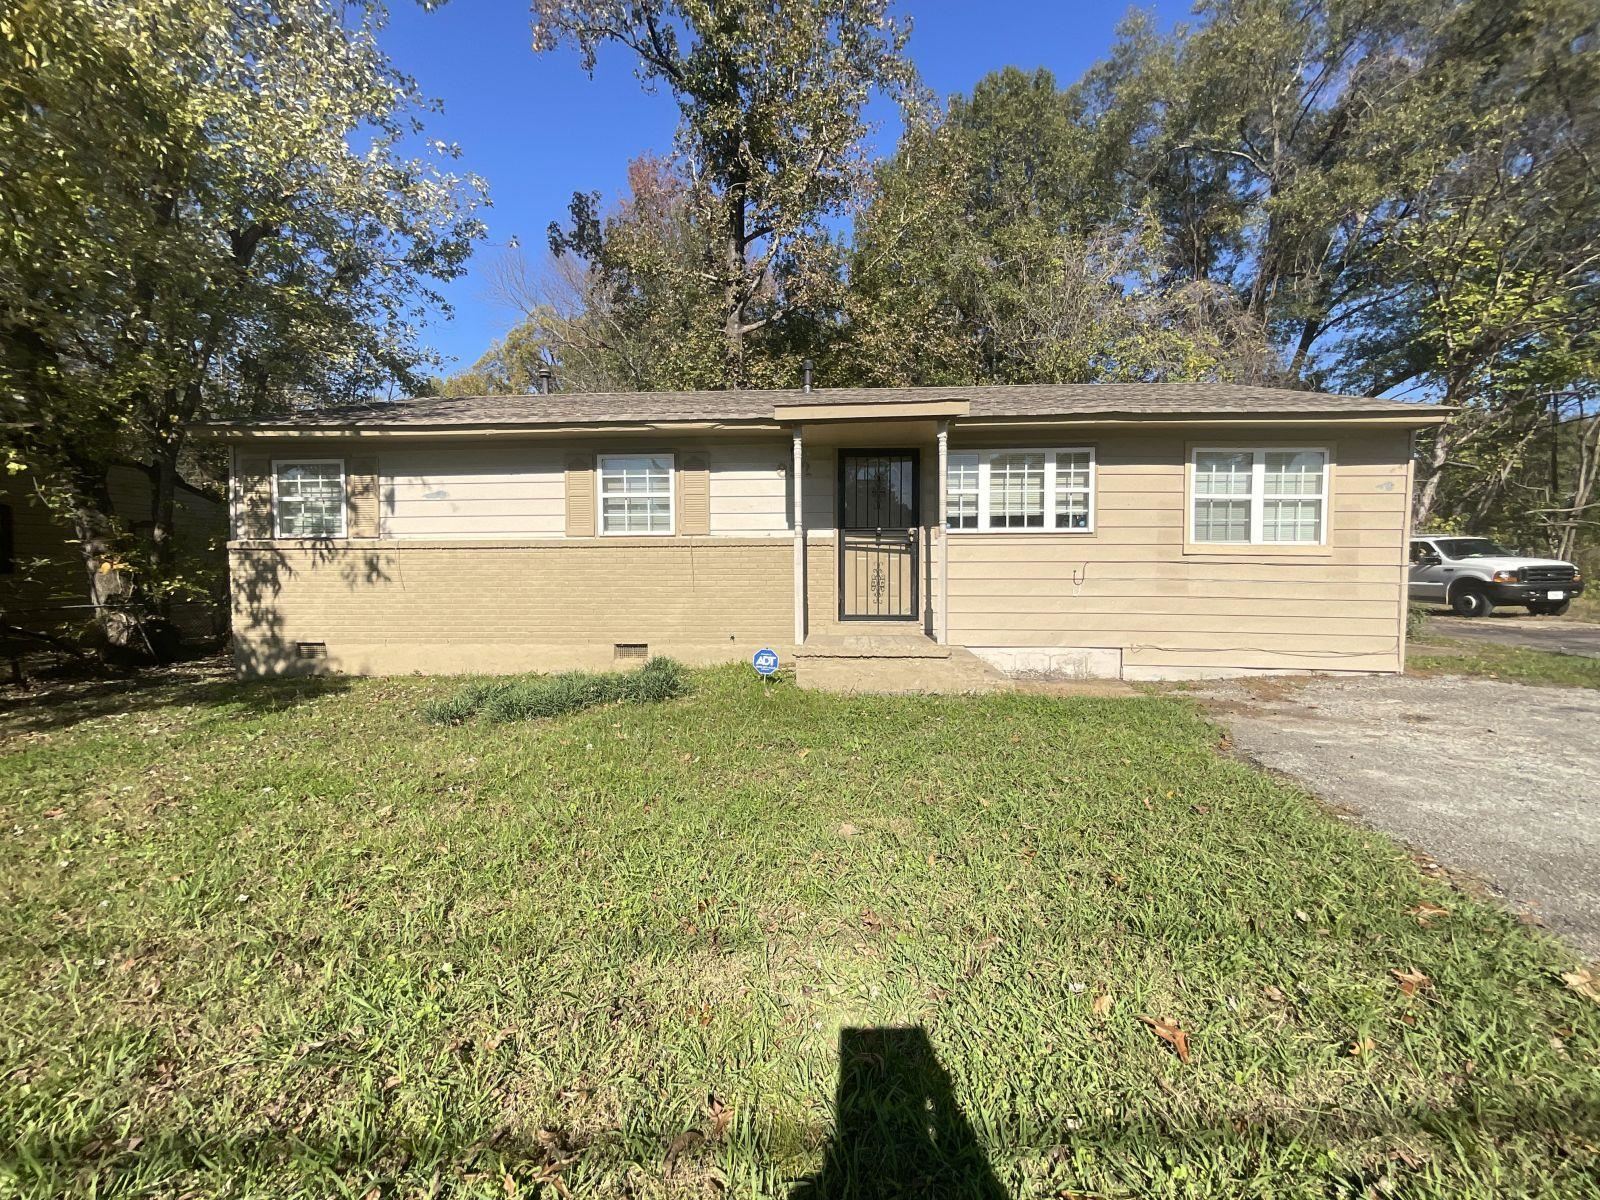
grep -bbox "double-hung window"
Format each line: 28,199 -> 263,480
1191,448 -> 1328,545
273,460 -> 346,538
599,453 -> 674,535
945,448 -> 1095,532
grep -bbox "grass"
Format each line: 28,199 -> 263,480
2,665 -> 1598,1198
1410,638 -> 1600,689
421,657 -> 690,725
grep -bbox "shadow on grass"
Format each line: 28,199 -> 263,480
0,654 -> 353,739
792,1027 -> 1006,1200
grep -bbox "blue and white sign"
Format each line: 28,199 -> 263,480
752,647 -> 781,676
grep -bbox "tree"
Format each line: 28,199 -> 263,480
0,0 -> 486,646
530,0 -> 914,385
842,66 -> 1277,385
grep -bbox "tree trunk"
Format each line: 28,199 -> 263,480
723,188 -> 747,385
64,461 -> 141,648
150,437 -> 181,619
1411,421 -> 1455,531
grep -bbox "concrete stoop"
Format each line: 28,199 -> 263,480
794,634 -> 1013,694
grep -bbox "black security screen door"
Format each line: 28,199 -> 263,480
838,451 -> 920,621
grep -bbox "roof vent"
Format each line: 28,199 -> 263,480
538,365 -> 554,395
801,359 -> 814,393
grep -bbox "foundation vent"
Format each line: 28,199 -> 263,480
295,641 -> 329,661
614,643 -> 649,661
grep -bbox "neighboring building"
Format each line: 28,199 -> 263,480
0,467 -> 226,645
198,383 -> 1446,684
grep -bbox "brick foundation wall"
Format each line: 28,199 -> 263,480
230,538 -> 795,676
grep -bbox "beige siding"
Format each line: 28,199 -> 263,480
709,442 -> 791,537
383,446 -> 566,538
946,427 -> 1411,675
230,538 -> 793,676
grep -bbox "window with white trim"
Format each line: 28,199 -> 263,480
273,460 -> 345,538
1191,448 -> 1327,544
945,448 -> 1095,532
599,453 -> 674,535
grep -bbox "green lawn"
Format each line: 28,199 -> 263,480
1410,638 -> 1600,689
2,666 -> 1597,1198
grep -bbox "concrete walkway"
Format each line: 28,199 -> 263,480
1193,673 -> 1600,957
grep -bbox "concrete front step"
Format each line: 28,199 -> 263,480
795,639 -> 1012,694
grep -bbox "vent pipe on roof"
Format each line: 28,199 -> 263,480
537,366 -> 554,395
801,358 -> 814,393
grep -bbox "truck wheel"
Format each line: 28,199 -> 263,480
1528,600 -> 1571,616
1450,584 -> 1493,618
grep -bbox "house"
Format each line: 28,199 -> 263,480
198,383 -> 1446,685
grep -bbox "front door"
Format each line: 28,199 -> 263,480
838,451 -> 919,621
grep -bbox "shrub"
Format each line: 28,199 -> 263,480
419,677 -> 515,725
423,658 -> 690,725
1406,605 -> 1431,640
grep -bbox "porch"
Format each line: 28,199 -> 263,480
782,395 -> 1004,692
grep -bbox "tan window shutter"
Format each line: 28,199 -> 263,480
346,454 -> 380,537
565,452 -> 596,537
678,451 -> 709,535
236,454 -> 273,539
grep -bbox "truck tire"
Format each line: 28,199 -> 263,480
1450,584 -> 1493,618
1528,599 -> 1572,616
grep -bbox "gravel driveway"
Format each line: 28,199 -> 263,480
1427,614 -> 1600,658
1193,673 -> 1600,957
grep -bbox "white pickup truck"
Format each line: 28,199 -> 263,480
1409,535 -> 1584,618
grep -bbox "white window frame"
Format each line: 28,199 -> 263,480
1189,446 -> 1329,546
271,458 -> 346,539
597,452 -> 676,536
945,447 -> 1096,534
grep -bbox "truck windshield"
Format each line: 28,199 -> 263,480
1435,538 -> 1513,559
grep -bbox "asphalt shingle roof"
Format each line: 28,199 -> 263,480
209,383 -> 1440,429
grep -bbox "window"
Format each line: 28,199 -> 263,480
1191,448 -> 1327,545
273,460 -> 345,538
945,448 -> 1095,532
946,455 -> 978,530
599,453 -> 674,535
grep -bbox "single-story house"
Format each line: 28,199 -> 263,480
197,383 -> 1446,685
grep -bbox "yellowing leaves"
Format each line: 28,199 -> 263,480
1138,1014 -> 1191,1063
1561,968 -> 1600,1005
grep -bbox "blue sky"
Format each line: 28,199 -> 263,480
379,1 -> 1190,373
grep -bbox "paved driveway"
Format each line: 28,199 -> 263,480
1193,674 -> 1600,957
1426,613 -> 1600,658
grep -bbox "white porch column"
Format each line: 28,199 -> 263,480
792,426 -> 805,646
936,420 -> 949,645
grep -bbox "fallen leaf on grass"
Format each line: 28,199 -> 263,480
1091,993 -> 1113,1017
1348,1037 -> 1377,1057
1409,902 -> 1451,926
1137,1015 -> 1190,1063
836,822 -> 859,837
1562,968 -> 1600,1004
1263,985 -> 1287,1004
707,1093 -> 732,1140
1390,968 -> 1432,997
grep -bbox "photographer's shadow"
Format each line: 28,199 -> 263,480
792,1026 -> 1006,1199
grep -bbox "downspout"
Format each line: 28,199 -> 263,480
792,426 -> 805,646
936,419 -> 949,645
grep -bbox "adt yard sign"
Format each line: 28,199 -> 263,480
752,648 -> 780,676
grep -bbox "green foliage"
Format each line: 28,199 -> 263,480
527,0 -> 914,387
0,0 -> 486,640
422,657 -> 691,725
